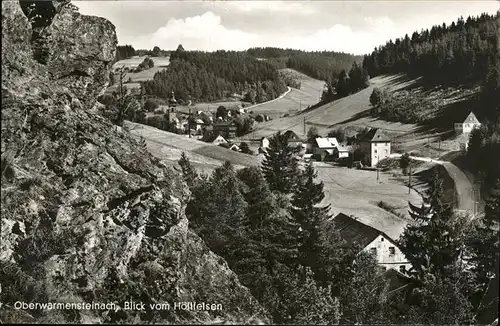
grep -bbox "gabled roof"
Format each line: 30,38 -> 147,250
315,137 -> 339,149
202,134 -> 227,143
315,137 -> 333,148
332,213 -> 399,249
360,128 -> 391,142
283,130 -> 300,141
463,112 -> 480,124
333,213 -> 381,248
214,120 -> 237,127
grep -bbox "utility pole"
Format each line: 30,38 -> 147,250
408,163 -> 412,195
376,155 -> 379,181
188,106 -> 191,138
303,117 -> 306,135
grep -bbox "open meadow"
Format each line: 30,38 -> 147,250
314,162 -> 422,239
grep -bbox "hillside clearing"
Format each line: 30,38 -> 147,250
125,121 -> 260,169
314,162 -> 422,239
242,74 -> 480,156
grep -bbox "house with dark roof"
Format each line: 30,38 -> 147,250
359,128 -> 391,167
283,130 -> 302,148
201,133 -> 228,145
454,111 -> 481,134
332,213 -> 412,273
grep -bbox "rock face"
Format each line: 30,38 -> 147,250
1,1 -> 267,324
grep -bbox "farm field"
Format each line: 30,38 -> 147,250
246,69 -> 325,118
125,121 -> 260,170
106,56 -> 171,93
314,162 -> 422,239
112,56 -> 171,70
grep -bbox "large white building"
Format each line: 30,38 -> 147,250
454,112 -> 481,134
359,128 -> 391,167
332,213 -> 413,274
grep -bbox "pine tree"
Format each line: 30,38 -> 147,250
261,131 -> 300,194
291,162 -> 331,270
177,152 -> 198,189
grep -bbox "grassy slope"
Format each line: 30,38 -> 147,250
245,69 -> 325,118
106,56 -> 171,93
125,122 -> 260,172
243,74 -> 481,155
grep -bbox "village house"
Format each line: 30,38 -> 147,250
213,120 -> 238,139
454,111 -> 481,134
335,144 -> 352,159
260,137 -> 270,149
283,130 -> 302,148
359,128 -> 391,167
313,137 -> 340,161
332,213 -> 413,274
201,133 -> 228,145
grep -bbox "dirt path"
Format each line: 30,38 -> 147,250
389,153 -> 474,212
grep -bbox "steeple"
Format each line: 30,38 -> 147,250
169,90 -> 177,112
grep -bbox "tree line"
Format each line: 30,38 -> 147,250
247,47 -> 363,82
143,45 -> 287,104
115,45 -> 136,62
176,130 -> 498,324
362,12 -> 499,86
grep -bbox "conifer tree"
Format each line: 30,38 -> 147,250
177,152 -> 198,189
291,162 -> 331,270
261,131 -> 300,194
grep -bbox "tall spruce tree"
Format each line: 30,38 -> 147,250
400,172 -> 459,279
261,131 -> 300,194
291,162 -> 331,270
178,152 -> 198,189
408,170 -> 446,223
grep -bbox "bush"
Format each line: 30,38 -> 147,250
144,99 -> 159,112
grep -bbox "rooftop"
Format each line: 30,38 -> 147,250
360,128 -> 391,142
331,213 -> 398,249
463,112 -> 480,124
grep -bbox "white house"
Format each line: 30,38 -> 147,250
313,137 -> 340,161
359,128 -> 391,167
202,134 -> 228,145
332,213 -> 413,274
260,137 -> 270,149
454,112 -> 481,134
336,144 -> 352,159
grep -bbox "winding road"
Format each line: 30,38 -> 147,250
389,153 -> 474,212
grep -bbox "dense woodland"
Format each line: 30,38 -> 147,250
176,130 -> 499,325
114,45 -> 136,62
247,47 -> 363,82
362,12 -> 499,86
141,45 -> 287,103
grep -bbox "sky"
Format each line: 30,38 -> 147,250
74,0 -> 500,55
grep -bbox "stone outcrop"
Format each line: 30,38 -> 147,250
1,1 -> 267,324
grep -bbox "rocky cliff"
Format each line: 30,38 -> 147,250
0,1 -> 267,324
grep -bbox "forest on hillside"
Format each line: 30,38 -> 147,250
362,12 -> 499,86
247,47 -> 363,82
143,45 -> 287,103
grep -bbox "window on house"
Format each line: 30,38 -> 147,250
380,238 -> 384,242
389,247 -> 395,255
399,265 -> 406,274
370,248 -> 377,255
374,149 -> 377,154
